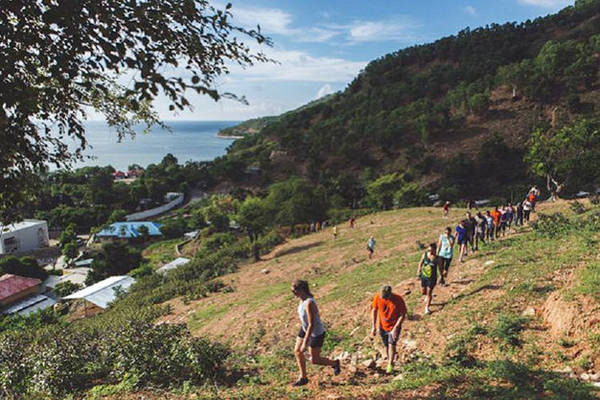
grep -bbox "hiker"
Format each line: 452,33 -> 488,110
367,235 -> 376,259
490,206 -> 501,239
464,212 -> 476,253
349,216 -> 355,228
455,220 -> 468,262
417,242 -> 438,315
310,222 -> 315,233
528,190 -> 537,212
332,226 -> 338,240
523,199 -> 532,223
516,202 -> 524,226
505,203 -> 514,231
485,210 -> 495,241
475,211 -> 487,250
499,206 -> 508,237
322,221 -> 327,230
291,279 -> 340,387
371,285 -> 407,374
436,227 -> 455,286
467,199 -> 475,210
442,201 -> 450,218
315,221 -> 321,232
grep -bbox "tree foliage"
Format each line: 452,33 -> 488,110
0,1 -> 271,223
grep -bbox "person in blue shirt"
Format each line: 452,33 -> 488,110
455,220 -> 467,263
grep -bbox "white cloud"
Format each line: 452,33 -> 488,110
517,0 -> 573,9
229,5 -> 294,35
315,84 -> 334,100
465,5 -> 477,15
347,17 -> 421,43
228,47 -> 367,83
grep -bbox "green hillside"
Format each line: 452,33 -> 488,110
212,0 -> 600,204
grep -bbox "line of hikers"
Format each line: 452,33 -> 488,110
290,186 -> 541,386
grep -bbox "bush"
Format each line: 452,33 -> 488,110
53,281 -> 82,297
491,313 -> 529,348
570,200 -> 586,214
531,212 -> 572,238
0,256 -> 48,280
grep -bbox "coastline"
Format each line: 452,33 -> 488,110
216,133 -> 244,139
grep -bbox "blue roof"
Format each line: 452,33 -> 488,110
96,222 -> 162,239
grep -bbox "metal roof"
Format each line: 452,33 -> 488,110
96,222 -> 162,239
1,219 -> 46,233
0,274 -> 42,302
64,276 -> 135,309
2,294 -> 56,316
74,258 -> 94,267
157,257 -> 190,275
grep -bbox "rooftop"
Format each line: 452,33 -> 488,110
2,294 -> 56,316
1,219 -> 47,234
0,274 -> 42,302
157,257 -> 190,275
96,222 -> 162,239
64,275 -> 135,308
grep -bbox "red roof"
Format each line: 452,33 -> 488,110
0,274 -> 42,301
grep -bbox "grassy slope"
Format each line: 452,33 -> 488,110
101,200 -> 600,399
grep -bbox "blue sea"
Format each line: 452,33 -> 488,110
69,120 -> 240,170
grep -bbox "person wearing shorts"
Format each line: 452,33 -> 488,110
417,242 -> 438,315
475,211 -> 486,250
485,211 -> 495,241
455,220 -> 467,262
523,200 -> 532,223
371,285 -> 407,374
437,227 -> 454,286
367,236 -> 376,259
291,279 -> 340,387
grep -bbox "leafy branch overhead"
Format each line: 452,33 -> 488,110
0,1 -> 272,222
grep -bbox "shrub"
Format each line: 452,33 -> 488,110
491,313 -> 529,348
0,256 -> 48,280
53,281 -> 82,297
570,200 -> 586,214
531,212 -> 572,238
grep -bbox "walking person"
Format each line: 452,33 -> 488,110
332,225 -> 338,241
499,206 -> 508,237
505,203 -> 514,232
490,206 -> 502,239
367,235 -> 376,259
465,212 -> 476,252
516,202 -> 524,227
442,201 -> 451,218
437,227 -> 455,286
417,243 -> 438,315
523,199 -> 532,223
371,285 -> 407,374
455,220 -> 468,262
349,217 -> 355,229
485,211 -> 495,241
475,211 -> 487,250
291,280 -> 340,387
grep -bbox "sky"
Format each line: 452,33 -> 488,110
148,0 -> 575,121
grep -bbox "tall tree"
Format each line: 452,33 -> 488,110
237,196 -> 270,261
0,1 -> 271,222
526,118 -> 600,200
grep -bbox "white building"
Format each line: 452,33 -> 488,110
0,220 -> 49,255
64,275 -> 135,309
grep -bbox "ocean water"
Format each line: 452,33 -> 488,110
69,120 -> 240,170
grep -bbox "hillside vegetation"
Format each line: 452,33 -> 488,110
213,0 -> 600,204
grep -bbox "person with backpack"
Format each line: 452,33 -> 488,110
371,285 -> 407,374
367,235 -> 376,259
475,211 -> 487,249
516,202 -> 524,226
417,242 -> 438,315
464,212 -> 476,253
291,279 -> 341,387
455,220 -> 468,262
437,227 -> 455,286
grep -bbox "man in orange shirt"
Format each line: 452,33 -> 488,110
371,285 -> 407,374
489,206 -> 502,239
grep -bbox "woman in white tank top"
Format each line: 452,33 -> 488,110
291,279 -> 341,387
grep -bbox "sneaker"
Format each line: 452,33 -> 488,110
333,359 -> 341,376
386,364 -> 394,374
292,377 -> 308,387
424,307 -> 431,315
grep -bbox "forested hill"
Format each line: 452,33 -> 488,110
212,0 -> 600,205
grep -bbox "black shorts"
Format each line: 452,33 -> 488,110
298,328 -> 326,348
457,238 -> 467,245
421,276 -> 436,289
439,257 -> 452,272
380,327 -> 401,347
367,246 -> 374,253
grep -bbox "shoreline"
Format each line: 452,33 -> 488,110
216,133 -> 244,139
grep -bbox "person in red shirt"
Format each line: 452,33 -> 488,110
489,206 -> 502,239
371,285 -> 407,374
